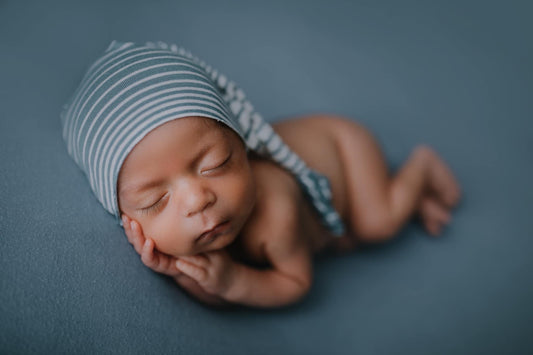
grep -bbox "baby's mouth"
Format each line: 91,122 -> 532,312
196,220 -> 231,245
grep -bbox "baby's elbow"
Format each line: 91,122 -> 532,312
183,287 -> 236,309
301,274 -> 313,296
197,296 -> 234,309
291,273 -> 313,304
272,272 -> 313,307
285,280 -> 313,308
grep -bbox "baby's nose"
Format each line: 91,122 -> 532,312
180,180 -> 216,217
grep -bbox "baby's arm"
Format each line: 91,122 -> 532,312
176,242 -> 312,308
227,242 -> 313,307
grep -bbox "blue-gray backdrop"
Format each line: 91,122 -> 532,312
1,0 -> 532,354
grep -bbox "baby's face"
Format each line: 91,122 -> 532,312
117,116 -> 256,257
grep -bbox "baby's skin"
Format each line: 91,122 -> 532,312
117,114 -> 461,308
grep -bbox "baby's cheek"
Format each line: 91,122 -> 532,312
230,169 -> 256,213
143,217 -> 173,251
148,213 -> 193,256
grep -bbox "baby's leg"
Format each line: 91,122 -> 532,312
333,119 -> 461,242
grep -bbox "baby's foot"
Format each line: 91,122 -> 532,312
417,194 -> 451,236
420,146 -> 462,209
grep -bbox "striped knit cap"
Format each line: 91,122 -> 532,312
60,40 -> 345,236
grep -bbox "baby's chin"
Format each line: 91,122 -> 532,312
198,229 -> 239,254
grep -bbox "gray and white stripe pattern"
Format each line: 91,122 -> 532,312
60,40 -> 345,236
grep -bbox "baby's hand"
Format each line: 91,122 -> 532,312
122,215 -> 181,277
176,249 -> 239,299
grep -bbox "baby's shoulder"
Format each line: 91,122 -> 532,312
236,158 -> 303,263
249,157 -> 302,233
250,157 -> 300,199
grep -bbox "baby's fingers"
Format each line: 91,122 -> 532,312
141,239 -> 165,271
179,255 -> 210,269
176,259 -> 208,283
141,239 -> 182,276
123,216 -> 145,254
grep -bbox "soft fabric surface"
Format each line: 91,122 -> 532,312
1,0 -> 532,354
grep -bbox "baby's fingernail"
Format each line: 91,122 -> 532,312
130,221 -> 135,231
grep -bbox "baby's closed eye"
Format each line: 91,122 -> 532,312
140,193 -> 169,215
200,150 -> 232,176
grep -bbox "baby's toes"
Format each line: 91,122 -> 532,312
426,153 -> 461,209
424,219 -> 442,236
449,183 -> 462,207
419,196 -> 451,236
433,201 -> 452,225
419,195 -> 446,219
440,181 -> 461,209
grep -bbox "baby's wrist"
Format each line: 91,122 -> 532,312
221,263 -> 245,302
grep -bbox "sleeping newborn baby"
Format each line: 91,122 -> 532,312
61,41 -> 461,308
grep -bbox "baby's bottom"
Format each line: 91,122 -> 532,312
330,119 -> 461,250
